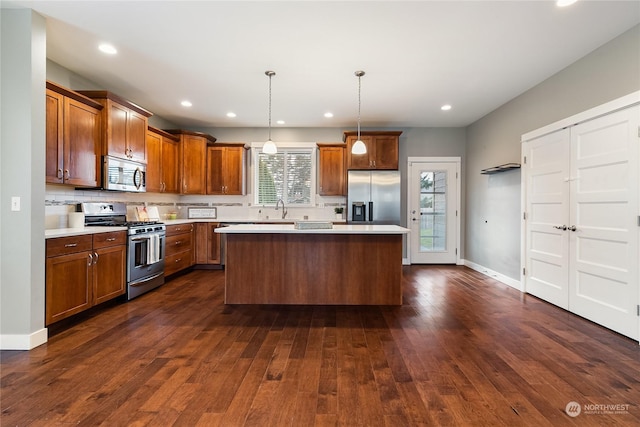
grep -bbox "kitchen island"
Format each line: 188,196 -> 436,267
216,224 -> 409,305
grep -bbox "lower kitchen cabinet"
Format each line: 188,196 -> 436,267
92,232 -> 127,305
45,231 -> 126,325
194,222 -> 221,265
165,223 -> 195,276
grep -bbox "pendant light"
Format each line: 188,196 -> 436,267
262,70 -> 277,154
351,70 -> 367,155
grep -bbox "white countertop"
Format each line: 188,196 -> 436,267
45,226 -> 127,239
215,224 -> 409,234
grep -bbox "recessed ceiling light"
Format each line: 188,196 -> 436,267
324,112 -> 334,118
98,43 -> 117,55
557,0 -> 578,7
181,100 -> 192,107
441,104 -> 452,111
276,120 -> 285,125
226,112 -> 237,118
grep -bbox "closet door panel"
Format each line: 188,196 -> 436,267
568,105 -> 639,340
523,128 -> 570,309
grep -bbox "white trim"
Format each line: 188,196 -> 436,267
521,91 -> 640,142
407,156 -> 462,265
463,259 -> 523,291
0,328 -> 48,350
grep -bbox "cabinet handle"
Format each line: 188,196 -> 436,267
93,252 -> 99,264
106,237 -> 116,242
57,168 -> 63,179
88,253 -> 93,266
175,258 -> 181,263
64,243 -> 78,248
175,240 -> 182,245
64,169 -> 70,179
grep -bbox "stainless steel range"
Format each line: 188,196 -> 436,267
81,202 -> 166,300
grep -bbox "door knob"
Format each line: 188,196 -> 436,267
553,225 -> 568,230
568,225 -> 577,232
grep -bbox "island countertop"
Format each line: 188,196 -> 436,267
215,223 -> 409,234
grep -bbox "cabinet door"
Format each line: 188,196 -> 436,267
206,146 -> 224,194
106,101 -> 129,159
181,135 -> 206,194
127,110 -> 147,163
161,136 -> 180,193
372,135 -> 399,169
224,147 -> 245,195
64,98 -> 101,187
46,89 -> 64,184
318,146 -> 345,196
46,251 -> 93,325
93,244 -> 126,305
346,135 -> 374,169
195,223 -> 221,264
146,130 -> 162,192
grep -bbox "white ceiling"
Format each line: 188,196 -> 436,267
5,1 -> 640,128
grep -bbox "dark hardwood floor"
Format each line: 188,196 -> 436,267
2,266 -> 639,426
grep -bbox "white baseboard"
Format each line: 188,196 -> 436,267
403,257 -> 410,265
0,328 -> 48,350
462,259 -> 523,291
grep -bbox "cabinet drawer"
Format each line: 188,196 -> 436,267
165,250 -> 193,276
46,235 -> 93,257
165,233 -> 193,256
93,231 -> 127,249
166,223 -> 193,236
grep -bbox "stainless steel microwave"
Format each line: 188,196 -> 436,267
103,155 -> 146,192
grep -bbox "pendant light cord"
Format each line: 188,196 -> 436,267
357,73 -> 361,140
268,72 -> 272,141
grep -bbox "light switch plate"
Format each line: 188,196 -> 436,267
11,196 -> 20,211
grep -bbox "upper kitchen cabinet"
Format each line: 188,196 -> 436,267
165,130 -> 217,195
146,126 -> 180,193
46,81 -> 103,187
206,144 -> 247,195
317,143 -> 346,196
344,131 -> 402,170
77,90 -> 153,163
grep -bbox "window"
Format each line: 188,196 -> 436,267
254,148 -> 314,206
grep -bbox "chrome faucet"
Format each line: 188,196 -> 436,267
275,198 -> 288,219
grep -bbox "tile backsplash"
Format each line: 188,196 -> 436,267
45,184 -> 346,228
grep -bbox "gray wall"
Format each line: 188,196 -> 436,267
1,9 -> 47,347
465,24 -> 640,280
46,59 -> 179,130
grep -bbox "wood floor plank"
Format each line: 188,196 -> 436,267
2,266 -> 639,426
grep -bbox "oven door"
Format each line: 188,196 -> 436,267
128,231 -> 165,283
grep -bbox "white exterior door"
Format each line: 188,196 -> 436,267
523,103 -> 639,340
568,106 -> 639,340
408,159 -> 459,264
523,128 -> 571,309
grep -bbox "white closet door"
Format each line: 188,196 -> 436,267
568,105 -> 639,340
524,129 -> 571,309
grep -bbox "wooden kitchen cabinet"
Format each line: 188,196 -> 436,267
165,130 -> 217,195
92,231 -> 127,305
206,144 -> 247,195
195,222 -> 221,265
45,231 -> 126,325
45,81 -> 103,187
344,131 -> 402,170
78,90 -> 153,163
146,126 -> 180,193
317,143 -> 346,196
165,223 -> 195,276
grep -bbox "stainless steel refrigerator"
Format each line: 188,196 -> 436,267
347,170 -> 401,225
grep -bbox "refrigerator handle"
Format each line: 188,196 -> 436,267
368,201 -> 373,222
